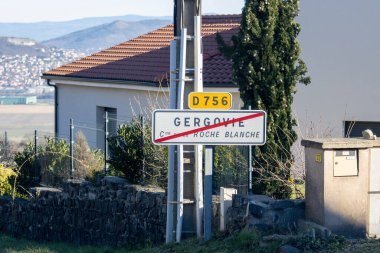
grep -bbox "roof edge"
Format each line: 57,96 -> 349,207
42,74 -> 160,87
42,74 -> 237,88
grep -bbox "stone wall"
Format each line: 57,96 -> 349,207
0,177 -> 166,246
0,177 -> 222,246
226,194 -> 305,234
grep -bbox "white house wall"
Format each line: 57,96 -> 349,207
56,81 -> 241,149
56,83 -> 168,148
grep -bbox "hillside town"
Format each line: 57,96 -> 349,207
0,48 -> 84,95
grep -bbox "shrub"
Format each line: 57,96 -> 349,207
38,137 -> 70,186
13,142 -> 39,188
108,118 -> 167,187
74,131 -> 104,181
14,134 -> 104,187
217,0 -> 310,199
0,164 -> 17,196
108,117 -> 250,191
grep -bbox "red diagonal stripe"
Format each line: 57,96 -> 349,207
155,112 -> 264,143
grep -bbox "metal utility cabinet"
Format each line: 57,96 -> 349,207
302,138 -> 380,238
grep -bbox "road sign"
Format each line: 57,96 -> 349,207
152,110 -> 267,145
188,92 -> 232,110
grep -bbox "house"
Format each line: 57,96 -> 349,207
42,15 -> 242,150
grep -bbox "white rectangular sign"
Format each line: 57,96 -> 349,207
152,110 -> 267,145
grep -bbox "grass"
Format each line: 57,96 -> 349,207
290,180 -> 305,199
3,229 -> 380,253
0,232 -> 279,253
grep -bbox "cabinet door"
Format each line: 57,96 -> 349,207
333,150 -> 358,177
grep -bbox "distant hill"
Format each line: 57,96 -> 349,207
0,15 -> 171,42
0,37 -> 51,56
42,19 -> 171,53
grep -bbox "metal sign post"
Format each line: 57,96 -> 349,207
204,145 -> 214,241
154,109 -> 267,241
166,0 -> 266,243
170,0 -> 203,243
166,40 -> 177,243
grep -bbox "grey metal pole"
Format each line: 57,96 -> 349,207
69,118 -> 74,178
141,115 -> 145,184
104,111 -> 109,175
248,106 -> 253,195
34,130 -> 40,183
174,0 -> 202,241
248,145 -> 253,195
4,131 -> 8,160
204,145 -> 214,241
166,40 -> 177,243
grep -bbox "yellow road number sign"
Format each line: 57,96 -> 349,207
189,92 -> 232,110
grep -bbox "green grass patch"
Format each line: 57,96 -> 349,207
0,232 -> 279,253
0,233 -> 116,253
4,231 -> 380,253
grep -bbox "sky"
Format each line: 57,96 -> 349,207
0,0 -> 245,23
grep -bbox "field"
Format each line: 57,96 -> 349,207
0,104 -> 54,143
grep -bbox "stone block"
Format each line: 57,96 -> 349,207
0,196 -> 12,205
136,191 -> 142,203
294,200 -> 305,208
249,201 -> 269,218
101,176 -> 129,189
116,190 -> 127,199
298,220 -> 331,240
276,207 -> 305,233
248,194 -> 276,204
277,245 -> 300,253
232,194 -> 245,207
29,187 -> 62,198
270,200 -> 295,210
251,223 -> 273,232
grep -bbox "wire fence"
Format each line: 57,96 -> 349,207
213,146 -> 249,195
0,114 -> 253,196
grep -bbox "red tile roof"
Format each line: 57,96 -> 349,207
43,15 -> 241,86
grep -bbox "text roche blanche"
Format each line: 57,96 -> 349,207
159,130 -> 261,139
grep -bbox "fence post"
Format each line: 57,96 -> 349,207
248,105 -> 253,195
248,145 -> 253,195
104,111 -> 109,175
4,131 -> 8,160
70,118 -> 74,178
34,130 -> 40,183
140,115 -> 145,183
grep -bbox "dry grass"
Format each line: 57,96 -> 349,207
0,105 -> 54,142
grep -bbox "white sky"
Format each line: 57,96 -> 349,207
0,0 -> 245,23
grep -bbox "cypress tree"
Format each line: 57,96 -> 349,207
217,0 -> 310,198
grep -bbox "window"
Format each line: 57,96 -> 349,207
344,121 -> 380,138
96,106 -> 117,151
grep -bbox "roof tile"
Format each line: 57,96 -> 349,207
43,15 -> 240,85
